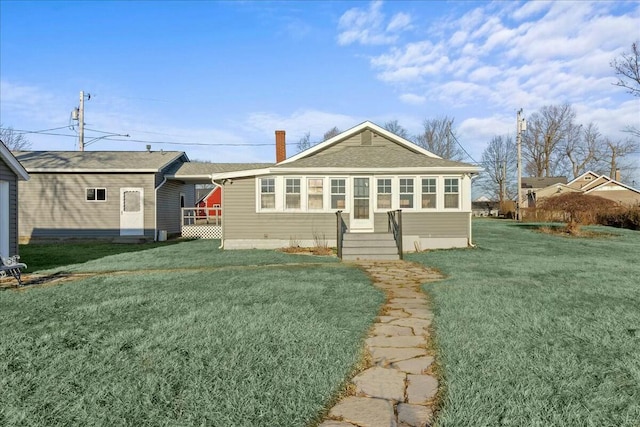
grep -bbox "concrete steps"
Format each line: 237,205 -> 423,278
342,232 -> 400,261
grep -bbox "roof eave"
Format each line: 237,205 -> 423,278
1,143 -> 29,180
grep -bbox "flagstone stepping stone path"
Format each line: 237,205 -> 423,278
319,260 -> 444,427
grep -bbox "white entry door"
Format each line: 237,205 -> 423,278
350,177 -> 374,232
0,181 -> 9,257
120,187 -> 144,236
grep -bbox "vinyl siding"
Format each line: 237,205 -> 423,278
223,177 -> 344,241
312,131 -> 406,158
18,173 -> 156,239
0,159 -> 19,254
224,176 -> 470,241
156,180 -> 196,235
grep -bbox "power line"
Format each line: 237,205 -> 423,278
3,126 -> 73,135
448,128 -> 480,164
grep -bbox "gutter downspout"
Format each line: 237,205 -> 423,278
154,177 -> 167,241
469,173 -> 479,248
213,175 -> 224,249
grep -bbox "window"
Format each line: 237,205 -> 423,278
377,178 -> 392,209
421,178 -> 437,208
399,178 -> 414,208
307,178 -> 323,210
444,178 -> 459,208
86,188 -> 106,202
331,178 -> 346,209
285,178 -> 301,209
260,178 -> 275,209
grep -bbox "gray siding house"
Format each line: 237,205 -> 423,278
181,121 -> 481,251
14,150 -> 194,242
0,141 -> 30,257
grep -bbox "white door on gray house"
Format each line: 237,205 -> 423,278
350,177 -> 374,232
120,187 -> 144,236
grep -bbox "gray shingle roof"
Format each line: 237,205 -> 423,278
521,176 -> 567,189
14,151 -> 187,172
273,145 -> 474,169
167,162 -> 273,177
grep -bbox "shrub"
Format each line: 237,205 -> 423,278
597,207 -> 640,230
537,193 -> 618,234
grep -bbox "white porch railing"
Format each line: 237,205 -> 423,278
181,208 -> 222,239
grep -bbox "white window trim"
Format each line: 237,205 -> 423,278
85,187 -> 107,202
419,176 -> 438,210
256,177 -> 277,212
398,176 -> 417,211
443,176 -> 461,209
254,174 -> 465,213
373,176 -> 393,212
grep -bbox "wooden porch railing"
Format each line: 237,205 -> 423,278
182,207 -> 222,226
387,209 -> 403,260
335,210 -> 347,259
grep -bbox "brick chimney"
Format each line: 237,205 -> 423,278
275,130 -> 286,163
615,168 -> 621,182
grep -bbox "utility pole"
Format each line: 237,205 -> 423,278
516,109 -> 526,221
75,91 -> 90,151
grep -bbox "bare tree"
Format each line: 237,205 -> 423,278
296,127 -> 342,153
522,104 -> 576,177
323,127 -> 341,141
0,125 -> 31,150
563,122 -> 602,179
383,120 -> 409,139
599,137 -> 639,180
611,41 -> 640,97
297,132 -> 312,153
478,135 -> 517,204
413,116 -> 465,161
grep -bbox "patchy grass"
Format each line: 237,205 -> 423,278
407,219 -> 640,427
23,239 -> 337,274
19,240 -> 183,272
0,263 -> 383,426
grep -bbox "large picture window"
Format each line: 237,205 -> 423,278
285,178 -> 301,209
421,178 -> 436,208
86,188 -> 107,202
399,178 -> 414,209
444,178 -> 459,208
260,178 -> 275,209
307,178 -> 323,210
331,178 -> 346,209
377,178 -> 392,209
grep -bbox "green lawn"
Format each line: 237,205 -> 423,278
1,241 -> 383,426
407,220 -> 640,427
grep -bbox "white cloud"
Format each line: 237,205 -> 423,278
399,93 -> 426,105
387,12 -> 412,32
337,0 -> 411,46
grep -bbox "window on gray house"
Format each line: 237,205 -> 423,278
444,178 -> 459,208
86,188 -> 107,202
377,178 -> 392,209
421,178 -> 437,208
285,178 -> 301,209
260,178 -> 275,209
331,178 -> 346,209
307,178 -> 323,210
399,178 -> 414,208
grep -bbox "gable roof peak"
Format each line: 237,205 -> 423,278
279,120 -> 442,165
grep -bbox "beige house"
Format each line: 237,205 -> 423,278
524,170 -> 640,208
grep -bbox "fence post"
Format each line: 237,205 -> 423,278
336,211 -> 343,259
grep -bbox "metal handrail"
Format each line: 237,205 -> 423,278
387,209 -> 403,260
335,210 -> 347,259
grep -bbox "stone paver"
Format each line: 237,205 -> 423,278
321,260 -> 444,426
328,396 -> 396,427
353,366 -> 406,401
406,374 -> 439,404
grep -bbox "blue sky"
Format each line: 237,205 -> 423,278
1,0 -> 639,174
